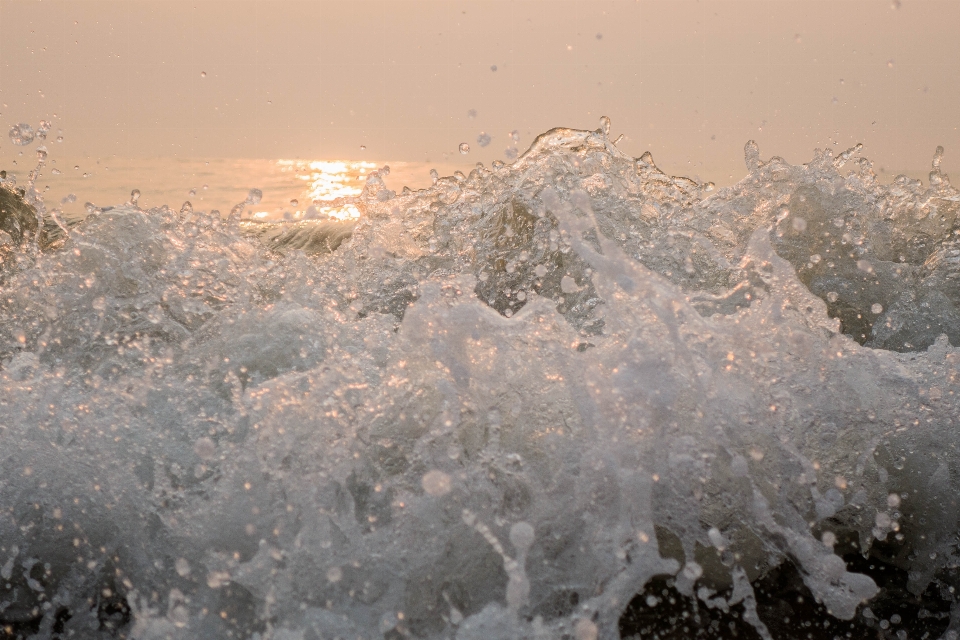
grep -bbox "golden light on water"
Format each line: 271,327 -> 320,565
275,159 -> 378,221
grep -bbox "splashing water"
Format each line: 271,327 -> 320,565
1,118 -> 960,639
8,123 -> 35,146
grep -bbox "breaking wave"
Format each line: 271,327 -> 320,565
1,118 -> 959,639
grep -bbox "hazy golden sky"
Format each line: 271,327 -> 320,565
1,0 -> 958,181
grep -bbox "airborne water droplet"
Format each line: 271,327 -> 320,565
459,143 -> 470,155
200,71 -> 207,77
289,198 -> 299,206
180,201 -> 193,216
477,132 -> 491,148
871,303 -> 884,314
129,189 -> 141,205
599,115 -> 611,137
246,188 -> 262,205
8,123 -> 35,146
490,65 -> 497,72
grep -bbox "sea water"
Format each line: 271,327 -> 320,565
1,118 -> 959,639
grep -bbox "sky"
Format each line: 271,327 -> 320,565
1,0 -> 959,183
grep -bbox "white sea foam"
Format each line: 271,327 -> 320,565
1,119 -> 959,638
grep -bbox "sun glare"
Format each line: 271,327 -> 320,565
276,159 -> 377,220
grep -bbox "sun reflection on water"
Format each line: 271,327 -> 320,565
274,159 -> 378,221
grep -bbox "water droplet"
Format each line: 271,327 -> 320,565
202,184 -> 208,190
56,135 -> 63,142
200,71 -> 207,77
422,470 -> 452,496
467,109 -> 477,119
129,189 -> 141,204
891,0 -> 901,8
8,123 -> 35,146
827,291 -> 839,303
933,145 -> 945,169
360,145 -> 366,151
490,65 -> 497,72
887,59 -> 895,68
458,143 -> 470,155
36,120 -> 51,140
596,33 -> 603,40
35,147 -> 47,163
509,130 -> 519,143
246,188 -> 262,205
180,201 -> 193,215
289,198 -> 299,206
744,139 -> 761,171
51,168 -> 62,175
429,168 -> 439,185
188,188 -> 196,197
792,216 -> 807,232
61,193 -> 76,204
810,254 -> 822,264
326,567 -> 343,583
871,303 -> 884,314
504,148 -> 518,160
682,561 -> 703,580
175,558 -> 191,577
599,116 -> 611,137
477,132 -> 491,147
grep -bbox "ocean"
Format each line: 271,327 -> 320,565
2,156 -> 467,222
1,120 -> 959,640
